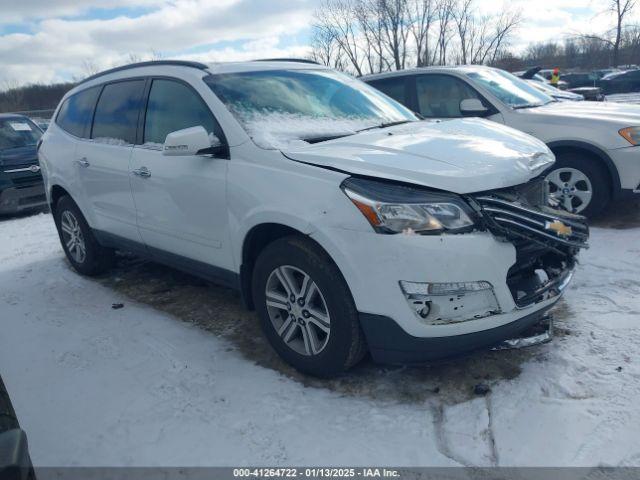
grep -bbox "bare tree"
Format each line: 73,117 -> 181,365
408,0 -> 436,66
377,0 -> 412,70
0,80 -> 25,111
81,59 -> 100,77
314,0 -> 364,75
354,0 -> 391,73
310,25 -> 347,70
311,0 -> 521,72
610,0 -> 637,66
149,49 -> 163,61
452,0 -> 474,64
433,0 -> 455,65
484,8 -> 522,64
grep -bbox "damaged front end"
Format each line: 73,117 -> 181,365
470,177 -> 589,309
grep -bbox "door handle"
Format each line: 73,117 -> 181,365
76,157 -> 90,168
132,166 -> 151,178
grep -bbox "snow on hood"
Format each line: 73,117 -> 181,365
521,100 -> 640,126
283,118 -> 554,194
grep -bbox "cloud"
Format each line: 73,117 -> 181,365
480,0 -> 640,52
0,0 -> 316,86
3,0 -> 640,88
0,0 -> 166,24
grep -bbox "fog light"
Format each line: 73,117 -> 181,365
399,281 -> 500,325
401,281 -> 493,296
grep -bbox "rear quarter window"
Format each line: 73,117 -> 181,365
56,87 -> 100,138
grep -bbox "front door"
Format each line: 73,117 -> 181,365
129,78 -> 233,272
413,74 -> 504,123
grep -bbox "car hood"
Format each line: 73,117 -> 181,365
283,118 -> 554,194
520,101 -> 640,126
0,145 -> 38,168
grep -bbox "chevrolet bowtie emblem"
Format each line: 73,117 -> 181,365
546,220 -> 572,237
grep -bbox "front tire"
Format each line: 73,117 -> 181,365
252,236 -> 367,377
545,151 -> 610,217
54,196 -> 115,276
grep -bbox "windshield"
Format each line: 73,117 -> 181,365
467,69 -> 553,109
205,69 -> 417,149
0,118 -> 42,150
530,81 -> 560,94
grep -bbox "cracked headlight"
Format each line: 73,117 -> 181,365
342,177 -> 475,234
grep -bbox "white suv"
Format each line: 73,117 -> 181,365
39,60 -> 588,376
363,66 -> 640,216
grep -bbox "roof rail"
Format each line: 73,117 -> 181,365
255,58 -> 320,65
79,60 -> 209,85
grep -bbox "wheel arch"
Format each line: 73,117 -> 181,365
547,140 -> 621,198
239,223 -> 350,311
49,184 -> 71,215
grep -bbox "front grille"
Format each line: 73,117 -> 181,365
475,195 -> 589,250
471,179 -> 589,307
11,174 -> 42,187
4,164 -> 42,187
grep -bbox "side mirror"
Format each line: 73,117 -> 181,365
460,98 -> 489,117
162,126 -> 224,157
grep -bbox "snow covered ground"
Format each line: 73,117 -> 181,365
1,205 -> 639,467
606,93 -> 640,104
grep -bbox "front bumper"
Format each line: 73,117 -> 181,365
360,306 -> 555,365
0,184 -> 47,214
313,227 -> 570,339
607,146 -> 640,193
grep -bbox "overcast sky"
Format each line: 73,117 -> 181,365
0,0 -> 636,87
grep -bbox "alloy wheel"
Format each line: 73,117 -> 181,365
546,167 -> 593,214
60,210 -> 87,264
264,265 -> 331,356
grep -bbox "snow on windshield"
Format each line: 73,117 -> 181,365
231,108 -> 381,150
205,69 -> 416,150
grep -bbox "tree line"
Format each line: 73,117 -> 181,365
310,0 -> 522,75
310,0 -> 640,75
0,81 -> 75,114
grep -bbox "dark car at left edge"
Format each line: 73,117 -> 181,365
0,114 -> 47,215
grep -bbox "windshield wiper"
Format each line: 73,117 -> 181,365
356,120 -> 413,132
302,133 -> 355,144
513,103 -> 544,110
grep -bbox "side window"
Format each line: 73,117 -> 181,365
416,75 -> 484,118
91,80 -> 146,145
143,79 -> 223,146
368,77 -> 407,105
56,87 -> 100,138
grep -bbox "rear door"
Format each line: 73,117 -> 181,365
129,77 -> 234,273
366,76 -> 412,109
75,79 -> 146,241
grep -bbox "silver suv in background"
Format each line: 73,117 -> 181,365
363,66 -> 640,216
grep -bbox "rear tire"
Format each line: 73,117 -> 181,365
54,195 -> 115,276
252,236 -> 367,377
545,151 -> 611,217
